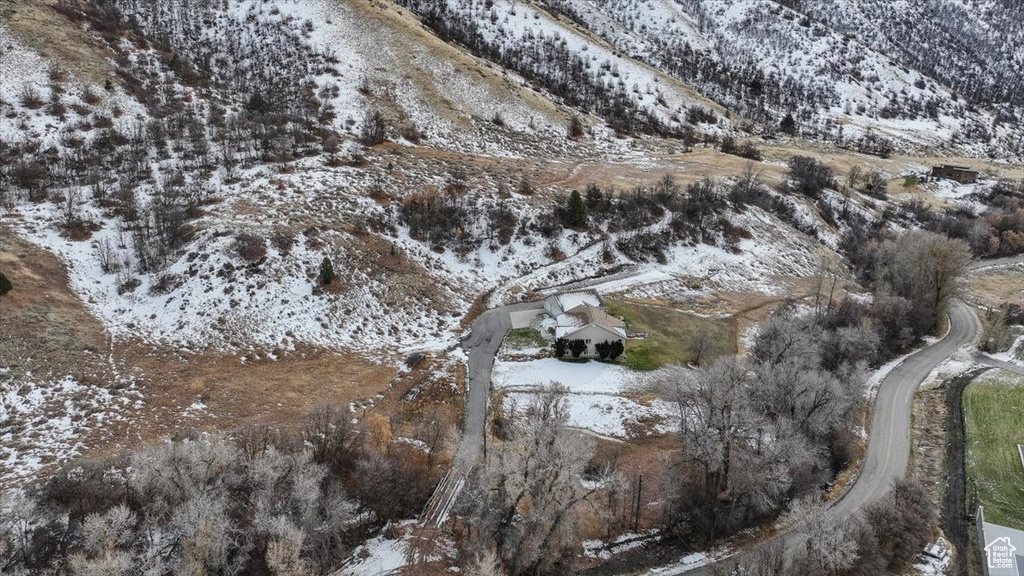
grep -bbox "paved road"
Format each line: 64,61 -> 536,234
657,300 -> 981,574
421,300 -> 544,526
423,256 -> 1021,531
973,353 -> 1024,376
965,254 -> 1024,272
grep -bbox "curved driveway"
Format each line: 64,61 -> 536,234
455,301 -> 543,467
421,301 -> 542,526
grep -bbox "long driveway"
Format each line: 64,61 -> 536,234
420,300 -> 543,526
455,301 -> 544,467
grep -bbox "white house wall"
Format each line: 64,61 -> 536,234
562,324 -> 625,358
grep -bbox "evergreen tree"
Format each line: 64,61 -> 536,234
319,257 -> 335,286
608,340 -> 624,360
554,338 -> 568,358
569,338 -> 587,358
245,92 -> 271,115
564,190 -> 587,229
780,112 -> 797,135
0,272 -> 11,296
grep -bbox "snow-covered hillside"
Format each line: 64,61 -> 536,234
396,0 -> 1024,155
0,0 -> 1011,359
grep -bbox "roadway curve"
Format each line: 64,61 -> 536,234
664,256 -> 1023,573
425,255 -> 1020,536
669,300 -> 981,574
421,301 -> 542,526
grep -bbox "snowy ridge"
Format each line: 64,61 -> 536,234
521,0 -> 1024,154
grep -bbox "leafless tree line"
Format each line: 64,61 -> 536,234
0,405 -> 451,575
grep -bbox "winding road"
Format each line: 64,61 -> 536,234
638,300 -> 981,574
663,253 -> 1024,574
423,256 -> 1023,564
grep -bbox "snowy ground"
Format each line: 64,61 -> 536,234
339,521 -> 451,576
493,358 -> 677,438
921,344 -> 981,388
643,549 -> 733,575
583,530 -> 660,561
2,4 -> 839,360
0,375 -> 142,485
988,335 -> 1024,368
913,537 -> 953,576
490,204 -> 823,309
341,535 -> 409,576
5,144 -> 829,358
926,179 -> 991,213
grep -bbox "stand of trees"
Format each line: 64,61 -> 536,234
923,181 -> 1024,258
659,301 -> 875,542
842,228 -> 971,350
393,172 -> 762,265
55,0 -> 333,123
0,406 -> 446,576
0,0 -> 348,290
459,386 -> 610,575
395,0 -> 685,137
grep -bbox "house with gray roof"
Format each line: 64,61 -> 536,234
544,291 -> 626,358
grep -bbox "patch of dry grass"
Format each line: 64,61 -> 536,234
970,269 -> 1024,309
909,386 -> 948,508
0,0 -> 115,84
124,343 -> 396,440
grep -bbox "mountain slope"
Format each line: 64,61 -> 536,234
397,0 -> 1024,155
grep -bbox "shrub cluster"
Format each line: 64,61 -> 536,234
0,405 -> 442,575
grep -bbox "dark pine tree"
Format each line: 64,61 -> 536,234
555,337 -> 568,358
319,256 -> 335,286
608,340 -> 624,360
245,92 -> 272,115
564,189 -> 588,229
569,338 -> 587,358
780,112 -> 797,135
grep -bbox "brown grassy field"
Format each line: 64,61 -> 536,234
969,268 -> 1024,309
0,0 -> 115,84
0,225 -> 396,481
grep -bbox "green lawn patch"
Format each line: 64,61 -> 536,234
603,298 -> 737,371
503,327 -> 548,350
964,374 -> 1024,530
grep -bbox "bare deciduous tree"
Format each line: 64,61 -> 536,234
461,385 -> 602,575
874,230 -> 971,329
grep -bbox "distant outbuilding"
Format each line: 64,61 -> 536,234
931,164 -> 979,184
